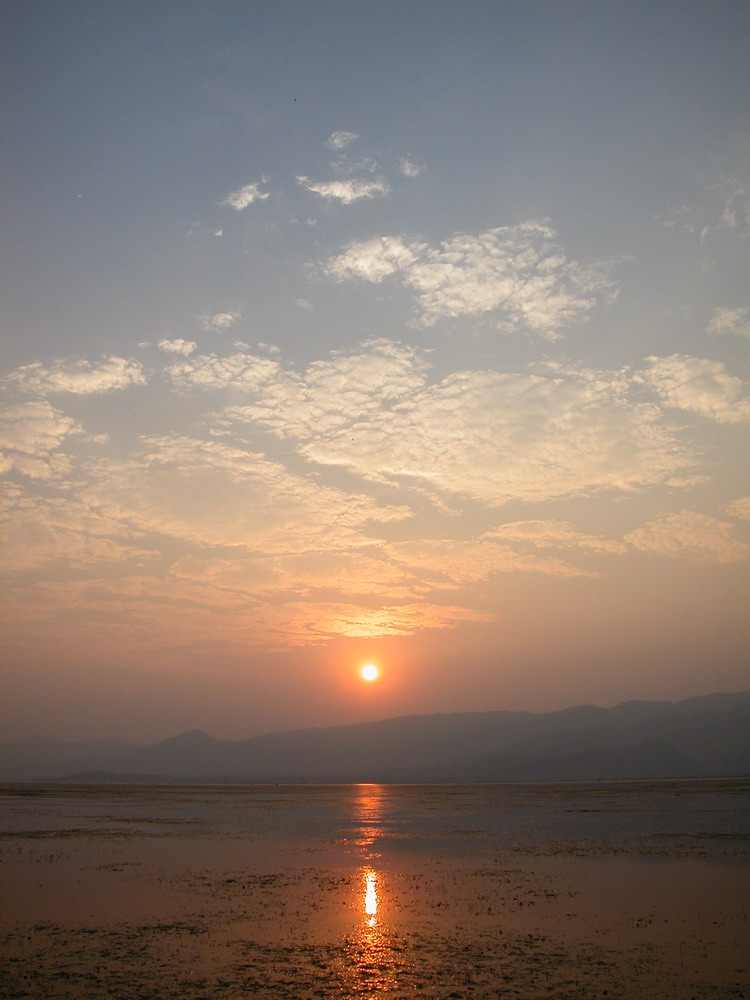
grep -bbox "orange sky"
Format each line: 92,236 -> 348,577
2,2 -> 749,741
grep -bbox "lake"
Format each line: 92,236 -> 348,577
1,780 -> 749,998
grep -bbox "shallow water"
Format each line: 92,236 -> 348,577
2,780 -> 749,998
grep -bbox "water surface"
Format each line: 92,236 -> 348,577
2,780 -> 748,998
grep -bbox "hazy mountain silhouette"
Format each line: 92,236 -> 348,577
2,692 -> 748,783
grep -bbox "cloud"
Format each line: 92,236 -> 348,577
658,203 -> 699,234
81,434 -> 410,552
387,533 -> 596,586
325,222 -> 614,335
299,135 -> 391,205
639,354 -> 750,423
223,341 -> 694,507
489,520 -> 627,554
187,222 -> 224,239
200,311 -> 241,333
625,510 -> 750,563
13,584 -> 489,650
0,400 -> 82,480
166,349 -> 281,390
5,356 -> 145,395
2,484 -> 158,573
223,338 -> 429,436
724,496 -> 750,521
659,173 -> 750,243
325,130 -> 358,151
277,600 -> 492,640
398,157 -> 422,178
170,548 -> 416,606
717,180 -> 750,233
296,175 -> 390,204
325,235 -> 420,281
158,339 -> 196,356
219,181 -> 269,210
3,332 -> 743,655
707,306 -> 750,341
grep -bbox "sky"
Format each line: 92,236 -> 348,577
2,0 -> 749,743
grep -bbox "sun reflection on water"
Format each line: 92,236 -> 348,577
353,783 -> 387,857
342,786 -> 406,994
344,863 -> 405,995
353,786 -> 385,931
363,867 -> 378,927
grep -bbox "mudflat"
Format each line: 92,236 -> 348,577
1,780 -> 748,999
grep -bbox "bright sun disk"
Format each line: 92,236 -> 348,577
360,663 -> 379,682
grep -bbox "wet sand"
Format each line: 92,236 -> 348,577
2,780 -> 749,998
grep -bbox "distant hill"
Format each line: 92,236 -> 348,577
2,691 -> 749,783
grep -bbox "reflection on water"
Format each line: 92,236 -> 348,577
352,783 -> 387,857
354,784 -> 384,927
348,786 -> 402,992
4,782 -> 750,998
347,865 -> 404,995
352,787 -> 385,930
363,868 -> 378,927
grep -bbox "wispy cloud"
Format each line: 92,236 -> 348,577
2,484 -> 158,573
296,175 -> 390,204
219,180 -> 269,210
158,339 -> 196,356
166,349 -> 281,390
662,168 -> 750,244
489,520 -> 627,555
724,496 -> 750,521
625,510 -> 750,563
658,203 -> 699,234
325,222 -> 615,335
707,306 -> 750,341
398,157 -> 423,178
200,311 -> 242,333
80,434 -> 410,552
221,340 -> 694,506
325,130 -> 358,151
283,600 -> 492,640
183,548 -> 414,600
717,179 -> 750,233
299,132 -> 395,205
387,533 -> 596,585
0,400 -> 82,480
5,356 -> 145,395
2,331 -> 745,652
639,354 -> 750,423
325,235 -> 420,281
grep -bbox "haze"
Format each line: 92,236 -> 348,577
2,1 -> 749,743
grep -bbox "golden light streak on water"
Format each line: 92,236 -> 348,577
353,783 -> 386,855
363,867 -> 378,927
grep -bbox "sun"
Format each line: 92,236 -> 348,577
360,663 -> 379,683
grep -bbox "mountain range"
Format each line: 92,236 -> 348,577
2,691 -> 749,783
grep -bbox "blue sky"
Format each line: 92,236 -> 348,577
2,1 -> 749,741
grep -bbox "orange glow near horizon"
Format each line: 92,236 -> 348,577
360,663 -> 379,682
